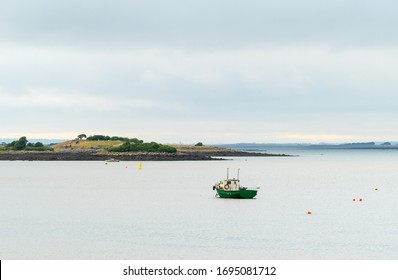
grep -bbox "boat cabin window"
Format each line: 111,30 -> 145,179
227,180 -> 231,184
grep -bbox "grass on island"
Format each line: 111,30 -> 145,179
52,140 -> 123,151
52,140 -> 227,153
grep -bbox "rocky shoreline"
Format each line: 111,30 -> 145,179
0,149 -> 290,161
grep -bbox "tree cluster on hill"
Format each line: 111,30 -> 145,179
5,136 -> 53,151
82,134 -> 177,153
109,141 -> 177,153
86,134 -> 139,142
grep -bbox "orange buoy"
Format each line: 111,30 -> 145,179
353,198 -> 356,202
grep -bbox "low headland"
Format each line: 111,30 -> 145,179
0,135 -> 290,161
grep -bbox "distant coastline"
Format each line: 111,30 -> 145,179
218,142 -> 398,151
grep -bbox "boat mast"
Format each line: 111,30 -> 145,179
237,168 -> 240,180
227,168 -> 229,180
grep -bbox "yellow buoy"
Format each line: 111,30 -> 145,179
138,162 -> 142,170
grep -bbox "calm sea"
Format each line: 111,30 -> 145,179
1,149 -> 397,259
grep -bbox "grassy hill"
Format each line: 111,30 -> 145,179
53,140 -> 229,154
52,140 -> 123,151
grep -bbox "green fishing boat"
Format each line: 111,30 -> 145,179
212,169 -> 259,199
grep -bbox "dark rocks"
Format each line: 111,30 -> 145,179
0,149 -> 289,161
0,151 -> 216,161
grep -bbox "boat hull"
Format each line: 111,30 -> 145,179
216,189 -> 257,199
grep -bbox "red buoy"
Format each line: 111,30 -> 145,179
307,211 -> 312,215
353,198 -> 356,202
359,198 -> 363,202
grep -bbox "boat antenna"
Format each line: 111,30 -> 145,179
227,168 -> 229,180
237,168 -> 240,180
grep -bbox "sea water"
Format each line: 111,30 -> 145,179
0,149 -> 397,259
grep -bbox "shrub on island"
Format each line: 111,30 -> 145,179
86,135 -> 137,142
4,137 -> 53,151
83,134 -> 176,153
108,141 -> 176,153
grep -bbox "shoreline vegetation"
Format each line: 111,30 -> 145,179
0,135 -> 290,161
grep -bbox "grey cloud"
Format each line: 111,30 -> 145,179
1,0 -> 397,47
1,1 -> 398,142
1,46 -> 397,117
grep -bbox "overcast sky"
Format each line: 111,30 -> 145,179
1,0 -> 397,143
